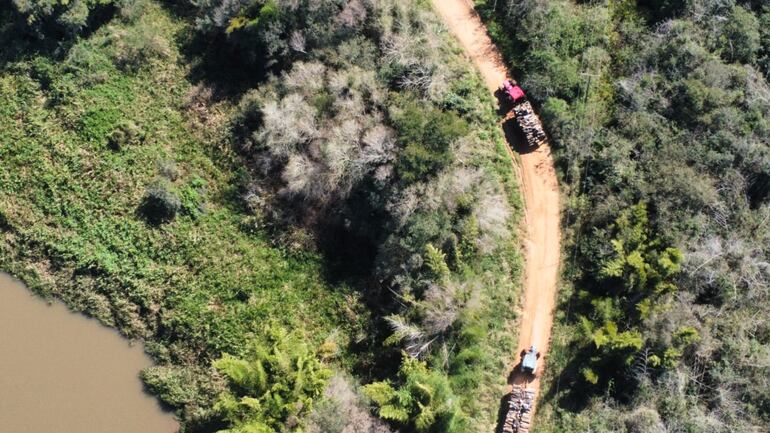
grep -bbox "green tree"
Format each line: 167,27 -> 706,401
10,0 -> 121,37
718,5 -> 761,64
576,204 -> 684,387
424,244 -> 450,281
393,100 -> 468,184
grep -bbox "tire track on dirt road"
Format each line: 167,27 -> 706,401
430,0 -> 562,423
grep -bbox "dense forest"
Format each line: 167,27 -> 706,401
1,1 -> 523,433
477,0 -> 770,432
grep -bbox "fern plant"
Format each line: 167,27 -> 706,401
213,326 -> 331,433
364,355 -> 462,433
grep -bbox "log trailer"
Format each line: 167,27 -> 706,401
502,385 -> 535,433
502,346 -> 541,433
501,80 -> 547,148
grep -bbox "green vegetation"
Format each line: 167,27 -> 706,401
0,1 -> 522,432
477,0 -> 770,431
8,0 -> 119,38
213,326 -> 331,433
364,355 -> 461,433
393,99 -> 469,183
577,203 -> 684,388
1,7 -> 356,429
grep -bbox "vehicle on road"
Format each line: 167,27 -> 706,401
499,80 -> 547,148
520,345 -> 540,375
502,79 -> 526,104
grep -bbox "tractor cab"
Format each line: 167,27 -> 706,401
520,345 -> 540,375
502,79 -> 526,104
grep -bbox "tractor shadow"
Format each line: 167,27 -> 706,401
507,353 -> 537,389
494,88 -> 515,116
494,89 -> 538,155
502,118 -> 538,155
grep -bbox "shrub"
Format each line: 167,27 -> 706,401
78,107 -> 123,143
718,6 -> 761,64
115,0 -> 146,23
156,159 -> 180,181
392,100 -> 468,184
107,121 -> 144,150
109,21 -> 171,72
190,0 -> 373,73
141,178 -> 181,224
307,375 -> 393,433
179,178 -> 207,218
141,365 -> 222,415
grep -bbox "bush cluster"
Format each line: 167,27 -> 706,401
107,120 -> 144,150
183,0 -> 375,74
141,178 -> 181,223
9,0 -> 126,38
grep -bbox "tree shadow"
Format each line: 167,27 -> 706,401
0,5 -> 117,68
306,197 -> 383,294
156,4 -> 272,105
494,392 -> 513,433
307,189 -> 387,295
534,270 -> 643,415
179,32 -> 269,102
229,168 -> 385,293
538,352 -> 593,413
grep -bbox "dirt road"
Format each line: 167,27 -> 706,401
430,0 -> 562,421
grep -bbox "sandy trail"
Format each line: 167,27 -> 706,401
430,0 -> 561,422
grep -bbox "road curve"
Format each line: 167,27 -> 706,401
430,0 -> 562,420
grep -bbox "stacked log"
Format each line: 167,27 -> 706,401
502,385 -> 536,433
513,101 -> 547,148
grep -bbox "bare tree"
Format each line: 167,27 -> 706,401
336,0 -> 369,30
289,30 -> 307,53
258,94 -> 318,158
307,374 -> 393,433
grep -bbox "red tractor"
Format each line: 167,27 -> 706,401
502,79 -> 526,104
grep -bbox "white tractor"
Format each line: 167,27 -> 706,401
520,345 -> 540,376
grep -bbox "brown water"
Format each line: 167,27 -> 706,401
0,273 -> 178,433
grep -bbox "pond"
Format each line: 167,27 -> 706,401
0,273 -> 178,433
